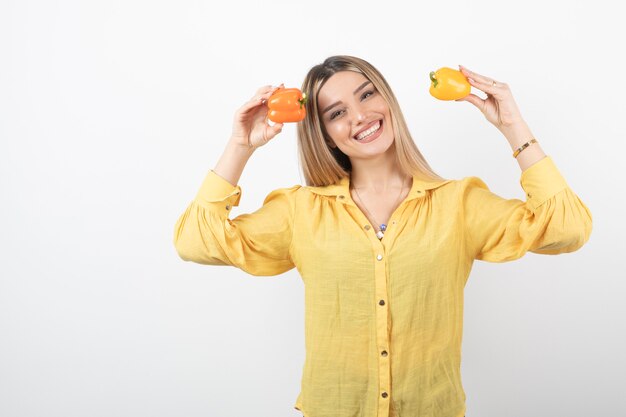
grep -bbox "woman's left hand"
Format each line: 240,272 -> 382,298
455,65 -> 526,132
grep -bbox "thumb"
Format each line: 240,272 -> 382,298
456,93 -> 483,109
266,122 -> 284,140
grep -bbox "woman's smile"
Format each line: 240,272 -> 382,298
353,119 -> 383,143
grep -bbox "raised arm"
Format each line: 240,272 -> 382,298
455,65 -> 592,261
212,84 -> 285,186
173,84 -> 300,276
461,155 -> 592,262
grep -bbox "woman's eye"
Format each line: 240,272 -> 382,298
362,90 -> 374,99
330,110 -> 343,120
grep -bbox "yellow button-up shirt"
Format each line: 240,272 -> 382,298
173,155 -> 592,417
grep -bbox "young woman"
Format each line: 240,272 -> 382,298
173,55 -> 592,417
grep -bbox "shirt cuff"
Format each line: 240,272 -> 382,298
194,170 -> 242,212
520,155 -> 569,211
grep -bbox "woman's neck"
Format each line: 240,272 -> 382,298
350,161 -> 410,193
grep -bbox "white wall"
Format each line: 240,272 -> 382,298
1,0 -> 623,416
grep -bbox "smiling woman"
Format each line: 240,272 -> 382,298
173,55 -> 592,417
297,55 -> 446,187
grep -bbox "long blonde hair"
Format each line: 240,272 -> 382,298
296,55 -> 447,187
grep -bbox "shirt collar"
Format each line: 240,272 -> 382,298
303,174 -> 453,207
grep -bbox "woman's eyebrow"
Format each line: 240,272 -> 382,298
321,81 -> 372,114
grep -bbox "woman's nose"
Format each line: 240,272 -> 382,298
354,108 -> 367,123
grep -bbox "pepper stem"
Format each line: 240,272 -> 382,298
298,93 -> 308,109
429,71 -> 438,88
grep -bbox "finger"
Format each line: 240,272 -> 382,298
260,86 -> 281,102
466,77 -> 501,97
254,83 -> 283,97
459,65 -> 495,85
455,93 -> 485,111
238,96 -> 266,114
240,88 -> 280,113
255,85 -> 274,95
238,85 -> 285,119
252,85 -> 284,106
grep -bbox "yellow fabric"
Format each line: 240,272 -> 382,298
173,155 -> 592,417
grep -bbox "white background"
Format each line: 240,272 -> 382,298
1,1 -> 624,416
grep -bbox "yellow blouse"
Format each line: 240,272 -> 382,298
173,155 -> 592,417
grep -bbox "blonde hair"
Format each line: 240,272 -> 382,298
296,55 -> 447,187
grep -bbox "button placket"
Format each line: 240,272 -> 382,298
374,246 -> 391,416
338,189 -> 394,414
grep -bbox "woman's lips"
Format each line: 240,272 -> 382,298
353,119 -> 383,143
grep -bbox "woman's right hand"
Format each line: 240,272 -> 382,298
230,84 -> 285,149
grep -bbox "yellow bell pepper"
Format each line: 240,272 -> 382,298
429,67 -> 471,101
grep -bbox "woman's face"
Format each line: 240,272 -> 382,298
317,71 -> 394,159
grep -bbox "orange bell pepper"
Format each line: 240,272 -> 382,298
267,88 -> 307,123
429,67 -> 471,101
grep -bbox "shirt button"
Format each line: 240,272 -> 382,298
379,299 -> 385,306
381,350 -> 388,357
416,190 -> 422,194
338,195 -> 345,199
382,392 -> 388,398
377,254 -> 383,261
225,205 -> 231,210
364,225 -> 371,230
527,193 -> 532,198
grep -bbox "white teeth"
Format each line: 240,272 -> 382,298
355,121 -> 381,140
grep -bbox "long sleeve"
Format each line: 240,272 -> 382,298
173,169 -> 300,276
461,155 -> 593,263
